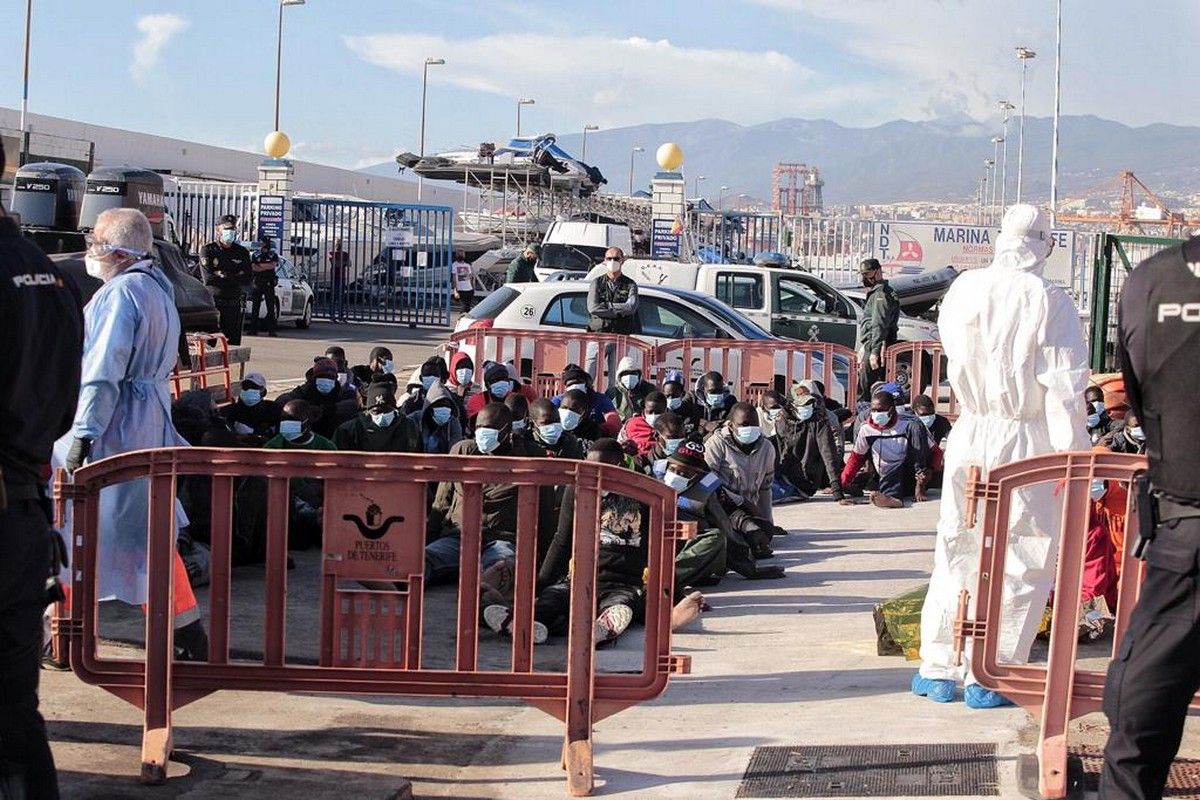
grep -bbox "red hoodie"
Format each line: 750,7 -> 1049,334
620,414 -> 657,454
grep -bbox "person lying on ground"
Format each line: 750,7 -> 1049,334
552,363 -> 621,436
605,355 -> 654,420
840,390 -> 931,508
618,391 -> 667,455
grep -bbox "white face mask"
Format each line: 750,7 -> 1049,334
85,256 -> 107,279
605,259 -> 622,274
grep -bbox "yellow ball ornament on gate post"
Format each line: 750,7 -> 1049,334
656,142 -> 684,171
264,130 -> 291,159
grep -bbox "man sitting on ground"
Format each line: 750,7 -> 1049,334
528,398 -> 587,459
705,402 -> 780,558
220,372 -> 281,442
661,369 -> 702,436
911,394 -> 952,489
1104,410 -> 1146,455
618,391 -> 668,455
408,379 -> 464,455
553,364 -> 621,436
693,371 -> 737,437
606,356 -> 654,420
558,389 -> 604,445
276,356 -> 358,439
777,391 -> 845,503
334,381 -> 422,453
841,390 -> 931,508
634,412 -> 689,480
258,400 -> 337,550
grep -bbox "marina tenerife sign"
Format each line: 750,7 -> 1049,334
874,221 -> 1075,288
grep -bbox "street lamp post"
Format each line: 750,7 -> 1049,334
516,97 -> 535,137
19,0 -> 32,165
983,160 -> 994,224
998,100 -> 1015,211
718,185 -> 730,210
1050,0 -> 1063,224
581,124 -> 599,161
628,146 -> 644,196
990,137 -> 1003,218
1015,47 -> 1036,203
417,57 -> 444,202
694,175 -> 706,198
274,0 -> 306,133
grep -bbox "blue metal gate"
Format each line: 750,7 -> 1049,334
293,198 -> 453,327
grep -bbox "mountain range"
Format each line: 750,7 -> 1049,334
369,115 -> 1200,207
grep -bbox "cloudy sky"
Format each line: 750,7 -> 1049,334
1,0 -> 1196,169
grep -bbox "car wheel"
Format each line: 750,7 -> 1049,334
296,299 -> 312,329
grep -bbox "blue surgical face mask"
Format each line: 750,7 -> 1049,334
490,380 -> 513,399
512,418 -> 527,432
559,407 -> 582,431
644,412 -> 661,427
421,375 -> 437,391
370,411 -> 396,428
663,470 -> 691,492
475,427 -> 504,454
1091,400 -> 1106,414
796,405 -> 815,422
220,229 -> 237,244
663,437 -> 683,455
383,359 -> 395,374
666,395 -> 683,411
765,408 -> 783,421
315,377 -> 336,394
1129,425 -> 1145,442
1090,479 -> 1107,501
620,373 -> 640,390
733,425 -> 762,445
566,382 -> 588,395
431,406 -> 453,426
456,367 -> 473,385
1086,412 -> 1101,428
538,422 -> 564,445
241,388 -> 263,407
279,420 -> 303,441
918,413 -> 936,428
706,391 -> 726,407
870,410 -> 892,427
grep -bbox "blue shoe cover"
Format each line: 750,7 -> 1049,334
911,673 -> 956,703
964,683 -> 1014,709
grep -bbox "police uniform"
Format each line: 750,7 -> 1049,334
1101,236 -> 1200,800
199,240 -> 251,344
0,213 -> 82,799
247,245 -> 280,334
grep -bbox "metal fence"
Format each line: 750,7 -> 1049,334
296,198 -> 453,327
1087,233 -> 1182,372
166,180 -> 258,257
690,210 -> 785,262
784,216 -> 876,285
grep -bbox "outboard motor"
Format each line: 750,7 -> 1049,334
79,166 -> 166,239
11,162 -> 85,230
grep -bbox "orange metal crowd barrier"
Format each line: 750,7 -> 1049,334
448,328 -> 655,397
885,340 -> 958,420
653,338 -> 859,408
954,450 -> 1200,799
53,447 -> 693,796
169,333 -> 234,403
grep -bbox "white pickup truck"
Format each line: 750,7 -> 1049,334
586,259 -> 939,350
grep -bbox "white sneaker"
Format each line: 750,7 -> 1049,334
484,604 -> 550,646
595,604 -> 634,645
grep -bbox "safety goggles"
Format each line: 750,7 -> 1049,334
84,234 -> 147,260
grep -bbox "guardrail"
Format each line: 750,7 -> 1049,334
954,451 -> 1200,799
54,447 -> 693,796
885,340 -> 958,420
170,333 -> 235,403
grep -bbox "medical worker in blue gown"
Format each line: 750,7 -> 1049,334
56,207 -> 208,659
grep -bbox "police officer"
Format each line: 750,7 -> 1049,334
247,235 -> 280,337
856,257 -> 900,403
0,143 -> 81,799
199,214 -> 252,344
1101,234 -> 1200,799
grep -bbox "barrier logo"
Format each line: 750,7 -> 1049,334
343,502 -> 405,541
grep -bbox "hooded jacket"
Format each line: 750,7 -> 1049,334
619,413 -> 658,455
704,425 -> 776,520
333,407 -> 422,453
277,371 -> 358,438
604,356 -> 654,419
407,380 -> 465,454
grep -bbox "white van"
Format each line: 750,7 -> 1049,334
534,220 -> 634,280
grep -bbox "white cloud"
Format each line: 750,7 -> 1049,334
343,32 -> 832,129
130,14 -> 188,84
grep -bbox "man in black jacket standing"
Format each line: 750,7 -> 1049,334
200,214 -> 252,345
1101,235 -> 1200,800
0,140 -> 81,798
586,247 -> 638,380
856,258 -> 900,403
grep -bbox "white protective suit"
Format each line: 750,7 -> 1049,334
918,205 -> 1089,683
54,260 -> 189,605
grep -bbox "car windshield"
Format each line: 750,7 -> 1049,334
466,286 -> 519,320
674,291 -> 774,339
540,243 -> 607,270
